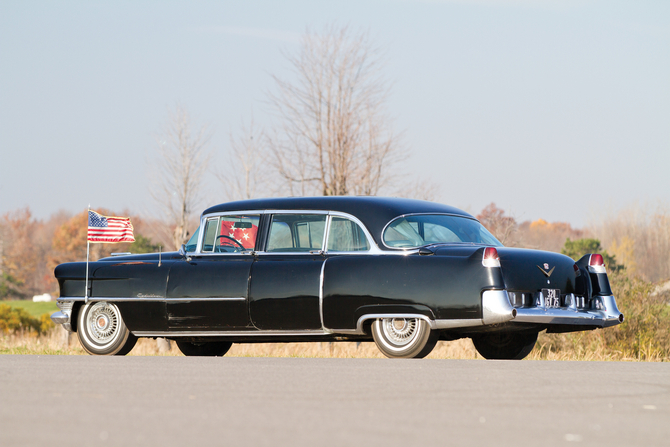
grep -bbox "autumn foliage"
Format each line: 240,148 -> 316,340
0,208 -> 169,299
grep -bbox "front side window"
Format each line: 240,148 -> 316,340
201,214 -> 260,253
266,214 -> 327,252
327,217 -> 370,252
383,214 -> 502,248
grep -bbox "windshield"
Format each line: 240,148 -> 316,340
184,226 -> 200,252
383,214 -> 502,248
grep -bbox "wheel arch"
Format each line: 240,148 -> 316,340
332,304 -> 437,335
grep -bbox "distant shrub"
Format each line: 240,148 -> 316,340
0,304 -> 54,335
561,238 -> 621,271
536,271 -> 670,361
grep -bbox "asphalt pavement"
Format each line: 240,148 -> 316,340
0,355 -> 668,447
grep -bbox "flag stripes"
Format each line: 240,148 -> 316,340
88,210 -> 135,243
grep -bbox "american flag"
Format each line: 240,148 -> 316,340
88,210 -> 135,243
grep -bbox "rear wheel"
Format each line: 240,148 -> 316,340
77,301 -> 137,356
372,317 -> 438,359
472,331 -> 538,360
176,341 -> 233,357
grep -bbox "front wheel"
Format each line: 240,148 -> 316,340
176,341 -> 233,357
77,301 -> 137,356
472,331 -> 538,360
372,317 -> 438,359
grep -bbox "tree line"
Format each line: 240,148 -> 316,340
1,25 -> 668,300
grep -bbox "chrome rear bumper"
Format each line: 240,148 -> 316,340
513,295 -> 624,328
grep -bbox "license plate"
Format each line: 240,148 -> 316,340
542,288 -> 561,308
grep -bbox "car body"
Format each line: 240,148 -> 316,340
51,197 -> 624,358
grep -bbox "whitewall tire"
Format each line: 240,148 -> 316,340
77,301 -> 137,356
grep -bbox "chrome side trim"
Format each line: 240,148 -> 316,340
319,258 -> 331,333
513,295 -> 624,328
433,318 -> 484,329
57,296 -> 245,302
165,297 -> 246,302
194,209 -> 417,256
481,290 -> 516,325
132,330 -> 331,337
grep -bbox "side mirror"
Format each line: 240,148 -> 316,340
179,244 -> 187,256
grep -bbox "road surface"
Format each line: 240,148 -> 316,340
0,355 -> 668,446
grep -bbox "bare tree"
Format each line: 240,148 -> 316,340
477,203 -> 519,246
151,105 -> 211,250
268,25 -> 402,197
217,118 -> 269,200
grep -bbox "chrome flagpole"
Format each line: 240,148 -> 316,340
85,205 -> 90,304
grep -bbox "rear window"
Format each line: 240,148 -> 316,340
383,214 -> 502,248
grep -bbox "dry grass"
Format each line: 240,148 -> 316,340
0,328 -> 663,361
0,328 -> 481,359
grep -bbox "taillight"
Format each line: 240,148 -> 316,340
482,247 -> 501,268
588,254 -> 606,274
573,264 -> 581,276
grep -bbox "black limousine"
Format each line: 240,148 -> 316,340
51,197 -> 623,359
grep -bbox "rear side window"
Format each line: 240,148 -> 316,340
383,214 -> 502,248
327,217 -> 370,252
266,214 -> 327,252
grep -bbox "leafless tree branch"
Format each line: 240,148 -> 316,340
150,105 -> 211,250
267,24 -> 402,197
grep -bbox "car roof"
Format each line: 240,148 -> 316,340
202,197 -> 474,247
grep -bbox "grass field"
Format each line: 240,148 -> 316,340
0,300 -> 58,317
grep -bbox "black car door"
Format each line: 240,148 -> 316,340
166,214 -> 261,330
249,213 -> 328,331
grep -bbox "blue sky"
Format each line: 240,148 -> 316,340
1,0 -> 668,226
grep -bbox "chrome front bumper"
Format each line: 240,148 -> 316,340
51,300 -> 74,332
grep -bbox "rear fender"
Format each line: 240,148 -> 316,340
576,254 -> 612,297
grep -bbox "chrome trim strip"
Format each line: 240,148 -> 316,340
132,330 -> 331,337
319,258 -> 330,332
481,290 -> 516,325
57,296 -> 246,302
329,313 -> 486,335
433,318 -> 484,329
195,209 -> 398,256
165,297 -> 246,302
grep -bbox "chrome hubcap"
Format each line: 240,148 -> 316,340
87,302 -> 119,342
382,318 -> 418,346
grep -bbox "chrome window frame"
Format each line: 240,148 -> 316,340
265,210 -> 330,254
380,212 -> 499,251
192,210 -> 266,255
190,209 -> 415,256
323,212 -> 377,255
